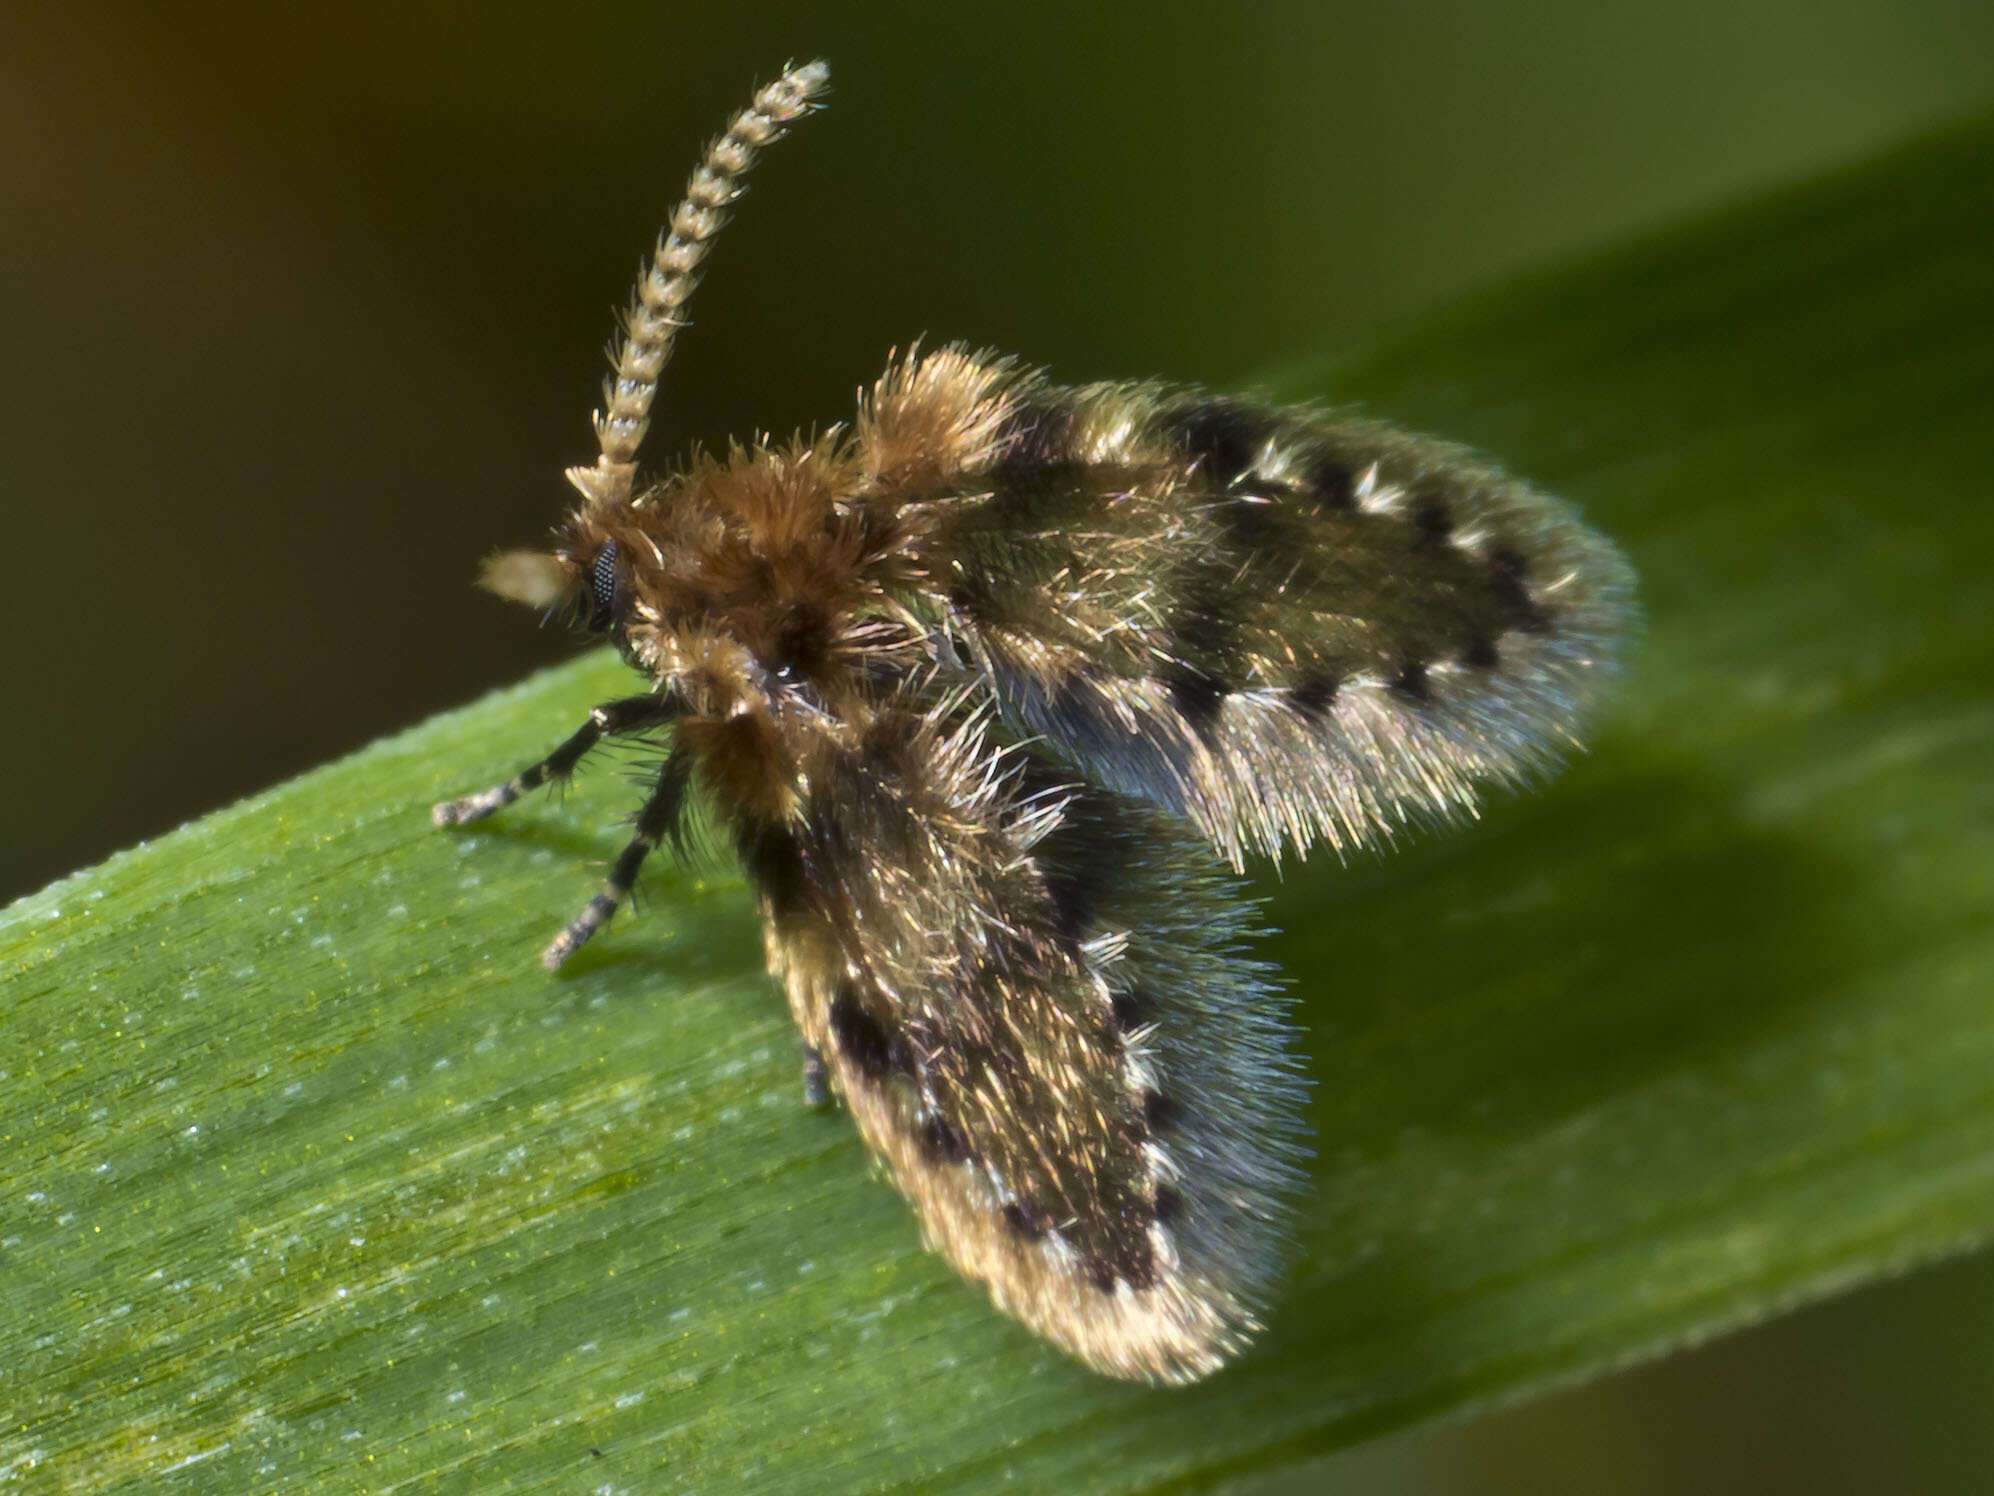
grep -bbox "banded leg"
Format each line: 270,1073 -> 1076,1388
542,747 -> 694,970
431,695 -> 676,826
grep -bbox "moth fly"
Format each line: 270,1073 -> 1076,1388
433,59 -> 1634,1383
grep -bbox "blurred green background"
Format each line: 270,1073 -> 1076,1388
5,3 -> 1992,1490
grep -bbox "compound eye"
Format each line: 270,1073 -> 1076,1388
588,540 -> 621,632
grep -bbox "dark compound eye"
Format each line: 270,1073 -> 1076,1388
588,540 -> 621,632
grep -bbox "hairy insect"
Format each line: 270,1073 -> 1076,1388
432,60 -> 1634,1383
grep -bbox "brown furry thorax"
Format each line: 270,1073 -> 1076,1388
570,442 -> 902,696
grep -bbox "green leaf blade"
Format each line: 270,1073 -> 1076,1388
6,121 -> 1992,1492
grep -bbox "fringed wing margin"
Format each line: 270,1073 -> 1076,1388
878,351 -> 1636,867
747,701 -> 1307,1383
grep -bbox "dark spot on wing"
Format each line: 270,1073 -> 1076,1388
1162,667 -> 1229,734
1117,1241 -> 1158,1292
1109,988 -> 1153,1033
1152,1185 -> 1184,1225
1003,1201 -> 1049,1241
1299,446 -> 1357,511
1489,545 -> 1530,597
1141,1090 -> 1181,1132
1410,492 -> 1453,543
1085,1216 -> 1159,1293
1288,670 -> 1341,720
918,1112 -> 971,1164
1461,634 -> 1501,670
1489,544 -> 1553,633
738,826 -> 809,921
1167,400 -> 1273,485
1390,661 -> 1431,702
830,981 -> 912,1082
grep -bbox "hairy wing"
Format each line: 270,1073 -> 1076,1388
876,352 -> 1635,866
745,702 -> 1305,1383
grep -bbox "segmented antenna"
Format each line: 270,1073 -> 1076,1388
567,59 -> 832,509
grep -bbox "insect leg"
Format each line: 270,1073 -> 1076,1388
431,695 -> 676,827
541,747 -> 693,970
800,1042 -> 830,1107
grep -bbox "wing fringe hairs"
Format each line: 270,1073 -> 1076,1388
883,352 -> 1635,868
767,698 -> 1306,1382
438,60 -> 1632,1383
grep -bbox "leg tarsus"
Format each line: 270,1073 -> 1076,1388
541,747 -> 692,969
542,890 -> 620,969
431,694 -> 674,828
801,1043 -> 830,1107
